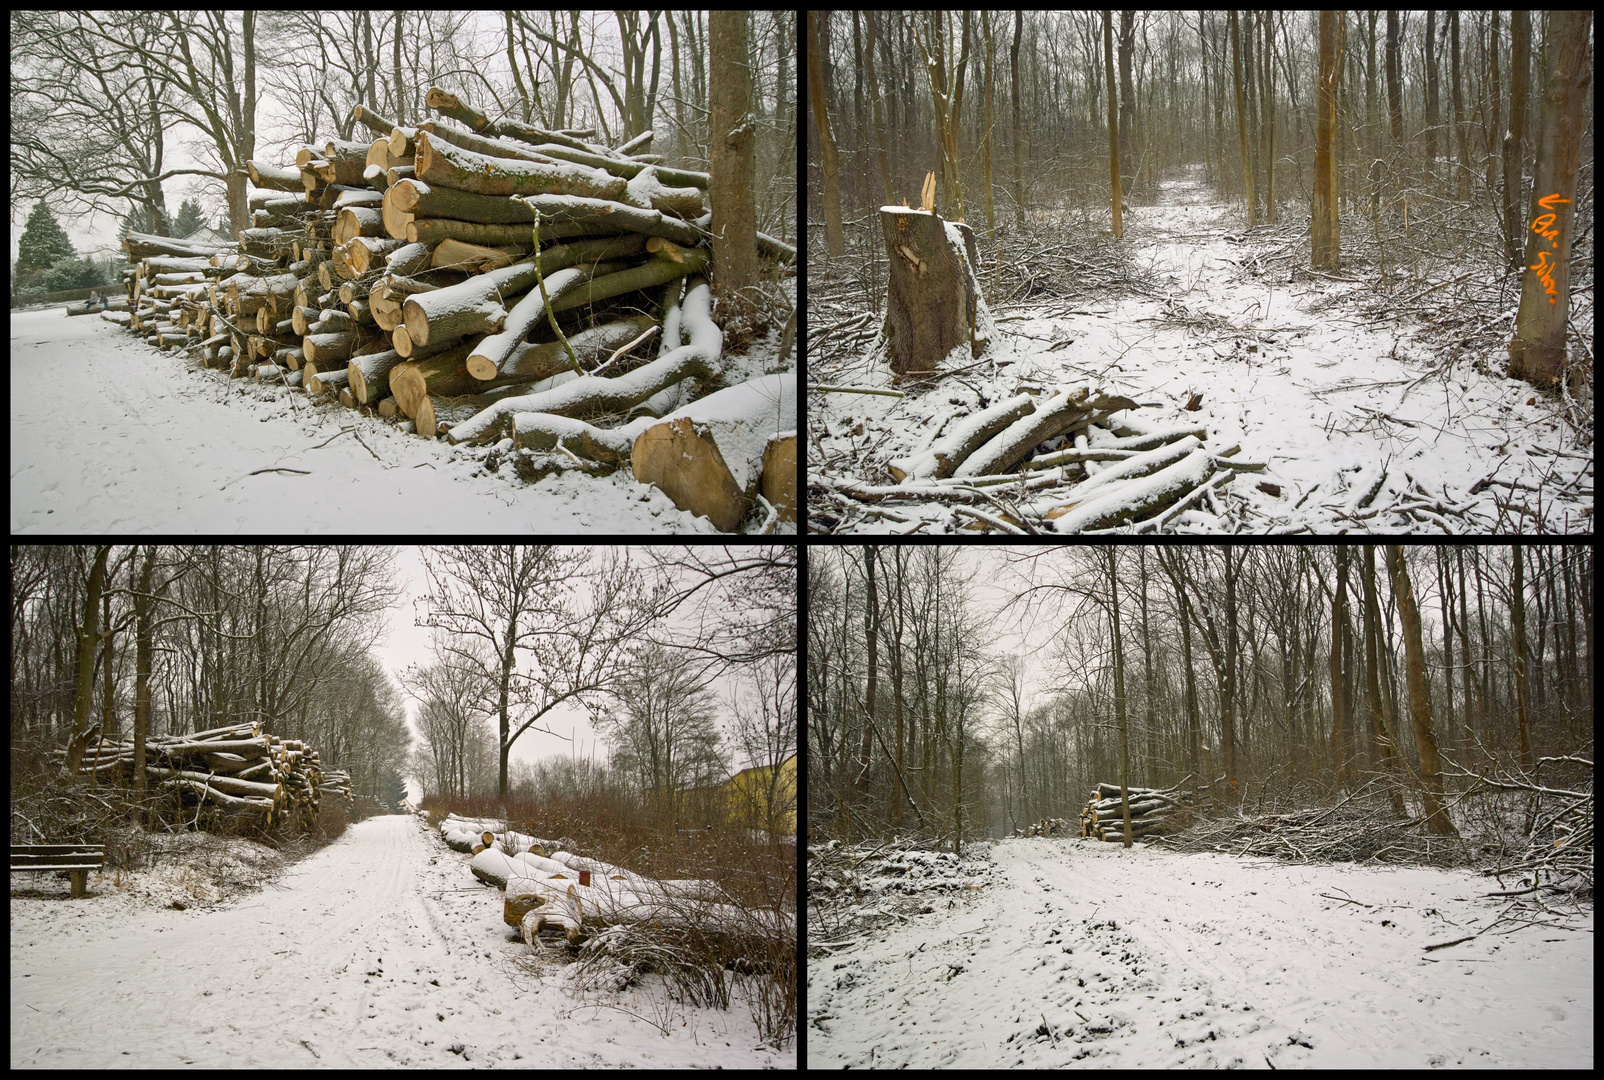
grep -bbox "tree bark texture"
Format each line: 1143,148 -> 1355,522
1508,9 -> 1591,390
879,209 -> 988,378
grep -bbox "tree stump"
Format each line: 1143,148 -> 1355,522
879,208 -> 990,378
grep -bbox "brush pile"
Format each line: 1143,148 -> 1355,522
54,722 -> 352,831
107,87 -> 797,530
1080,782 -> 1192,842
811,390 -> 1259,534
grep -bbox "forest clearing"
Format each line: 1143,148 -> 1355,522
807,836 -> 1591,1068
808,544 -> 1593,1067
805,11 -> 1592,534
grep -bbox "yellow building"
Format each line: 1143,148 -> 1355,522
719,754 -> 797,835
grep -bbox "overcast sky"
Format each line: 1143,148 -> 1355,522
11,13 -> 626,265
379,545 -> 774,802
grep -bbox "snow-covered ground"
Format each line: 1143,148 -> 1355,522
809,166 -> 1593,533
10,308 -> 785,533
808,837 -> 1592,1068
11,815 -> 789,1068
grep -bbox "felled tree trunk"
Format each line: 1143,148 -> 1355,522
879,207 -> 990,377
631,373 -> 797,532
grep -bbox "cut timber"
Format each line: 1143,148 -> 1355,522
413,131 -> 631,205
760,434 -> 798,522
448,280 -> 722,443
414,394 -> 437,437
954,389 -> 1140,477
475,315 -> 658,388
1051,446 -> 1223,533
631,374 -> 797,532
511,414 -> 635,466
878,207 -> 991,377
351,103 -> 397,135
389,350 -> 492,418
387,180 -> 704,247
464,266 -> 591,379
247,160 -> 305,192
429,238 -> 523,273
405,217 -> 613,247
401,234 -> 647,349
888,394 -> 1037,482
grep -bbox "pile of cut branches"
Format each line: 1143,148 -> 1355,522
1162,778 -> 1466,868
811,387 -> 1259,534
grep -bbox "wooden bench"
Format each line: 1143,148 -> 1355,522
10,844 -> 106,898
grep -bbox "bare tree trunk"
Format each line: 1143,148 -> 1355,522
1424,10 -> 1439,174
1260,10 -> 1276,222
1313,11 -> 1340,270
1387,547 -> 1459,838
1117,11 -> 1136,197
806,11 -> 845,256
864,12 -> 894,207
1503,10 -> 1531,272
1485,11 -> 1502,198
1330,546 -> 1352,793
1010,10 -> 1025,225
1511,547 -> 1535,770
65,547 -> 113,776
708,11 -> 759,329
1229,11 -> 1257,225
132,546 -> 157,810
981,12 -> 996,233
1508,8 -> 1591,389
1385,11 -> 1404,150
1107,550 -> 1132,848
1104,11 -> 1123,238
858,547 -> 879,803
1362,546 -> 1407,816
1451,12 -> 1468,199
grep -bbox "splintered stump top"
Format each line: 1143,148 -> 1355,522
879,208 -> 988,379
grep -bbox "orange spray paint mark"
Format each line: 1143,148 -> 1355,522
1529,195 -> 1571,304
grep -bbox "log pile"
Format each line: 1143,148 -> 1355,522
813,390 -> 1260,534
1079,782 -> 1192,842
54,722 -> 353,830
106,85 -> 797,531
1014,817 -> 1075,838
435,813 -> 791,958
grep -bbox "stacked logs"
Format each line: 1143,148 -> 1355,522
55,722 -> 353,830
1014,817 -> 1075,838
106,86 -> 797,530
1079,782 -> 1191,842
435,815 -> 790,958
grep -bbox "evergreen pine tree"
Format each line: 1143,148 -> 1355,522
172,198 -> 204,239
16,201 -> 77,274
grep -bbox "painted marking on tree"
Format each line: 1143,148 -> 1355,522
1529,195 -> 1570,304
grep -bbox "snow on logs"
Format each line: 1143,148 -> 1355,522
105,85 -> 792,530
54,722 -> 353,830
830,389 -> 1258,534
1079,783 -> 1191,842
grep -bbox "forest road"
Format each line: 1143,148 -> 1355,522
11,815 -> 613,1067
809,837 -> 1592,1068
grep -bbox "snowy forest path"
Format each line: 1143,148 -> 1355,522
7,309 -> 712,534
808,838 -> 1592,1068
12,814 -> 784,1068
988,164 -> 1592,530
10,816 -> 485,1066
